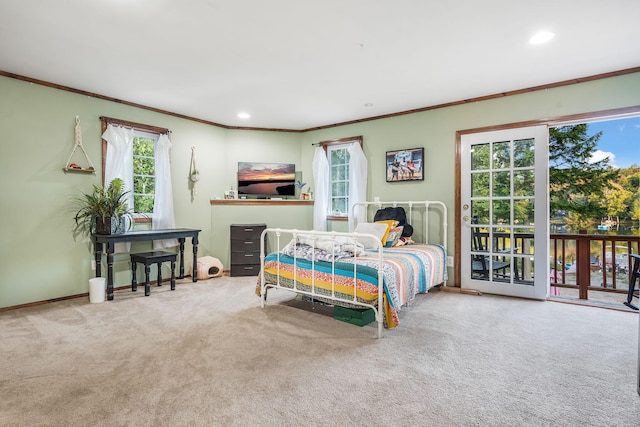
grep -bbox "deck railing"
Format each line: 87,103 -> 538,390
549,232 -> 640,299
476,231 -> 639,300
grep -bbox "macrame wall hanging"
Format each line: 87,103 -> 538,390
63,116 -> 96,173
189,146 -> 200,198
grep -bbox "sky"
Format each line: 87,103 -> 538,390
586,116 -> 640,169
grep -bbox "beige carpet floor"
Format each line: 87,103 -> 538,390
1,276 -> 639,426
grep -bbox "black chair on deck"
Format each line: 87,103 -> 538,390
471,218 -> 513,280
624,254 -> 640,310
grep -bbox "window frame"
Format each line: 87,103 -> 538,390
318,135 -> 363,221
100,116 -> 169,223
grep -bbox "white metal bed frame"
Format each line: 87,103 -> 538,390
259,200 -> 448,338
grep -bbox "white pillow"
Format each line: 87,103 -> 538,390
353,222 -> 388,249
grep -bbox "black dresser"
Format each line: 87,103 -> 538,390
230,223 -> 267,277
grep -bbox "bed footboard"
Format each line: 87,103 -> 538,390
259,228 -> 386,339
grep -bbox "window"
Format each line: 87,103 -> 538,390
328,144 -> 350,215
320,136 -> 363,218
100,116 -> 170,222
132,132 -> 158,214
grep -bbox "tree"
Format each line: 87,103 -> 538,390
621,166 -> 640,226
632,198 -> 640,227
549,124 -> 618,226
602,181 -> 634,220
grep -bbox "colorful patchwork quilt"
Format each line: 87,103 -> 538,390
258,244 -> 447,328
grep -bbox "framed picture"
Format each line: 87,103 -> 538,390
386,147 -> 424,182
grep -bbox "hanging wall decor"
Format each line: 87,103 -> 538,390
63,116 -> 96,173
189,146 -> 200,197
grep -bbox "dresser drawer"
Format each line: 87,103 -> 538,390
231,264 -> 262,277
230,224 -> 266,240
230,239 -> 261,253
231,251 -> 261,265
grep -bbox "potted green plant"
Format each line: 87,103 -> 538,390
73,178 -> 134,236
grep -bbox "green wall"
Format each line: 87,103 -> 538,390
1,73 -> 639,308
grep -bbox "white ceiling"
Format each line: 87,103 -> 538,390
1,0 -> 638,131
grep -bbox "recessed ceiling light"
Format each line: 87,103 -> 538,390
529,30 -> 555,45
237,112 -> 250,119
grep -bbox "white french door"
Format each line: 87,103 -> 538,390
461,126 -> 549,299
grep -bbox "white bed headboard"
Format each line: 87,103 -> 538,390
352,200 -> 447,251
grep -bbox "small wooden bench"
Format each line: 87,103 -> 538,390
130,251 -> 177,296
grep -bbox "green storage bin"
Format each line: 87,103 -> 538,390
333,306 -> 375,327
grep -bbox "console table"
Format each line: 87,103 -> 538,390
93,228 -> 201,300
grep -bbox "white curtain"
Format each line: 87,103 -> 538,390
348,142 -> 368,232
312,147 -> 330,231
102,124 -> 134,252
152,134 -> 178,249
103,124 -> 134,207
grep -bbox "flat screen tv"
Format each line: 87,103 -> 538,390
237,162 -> 296,197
